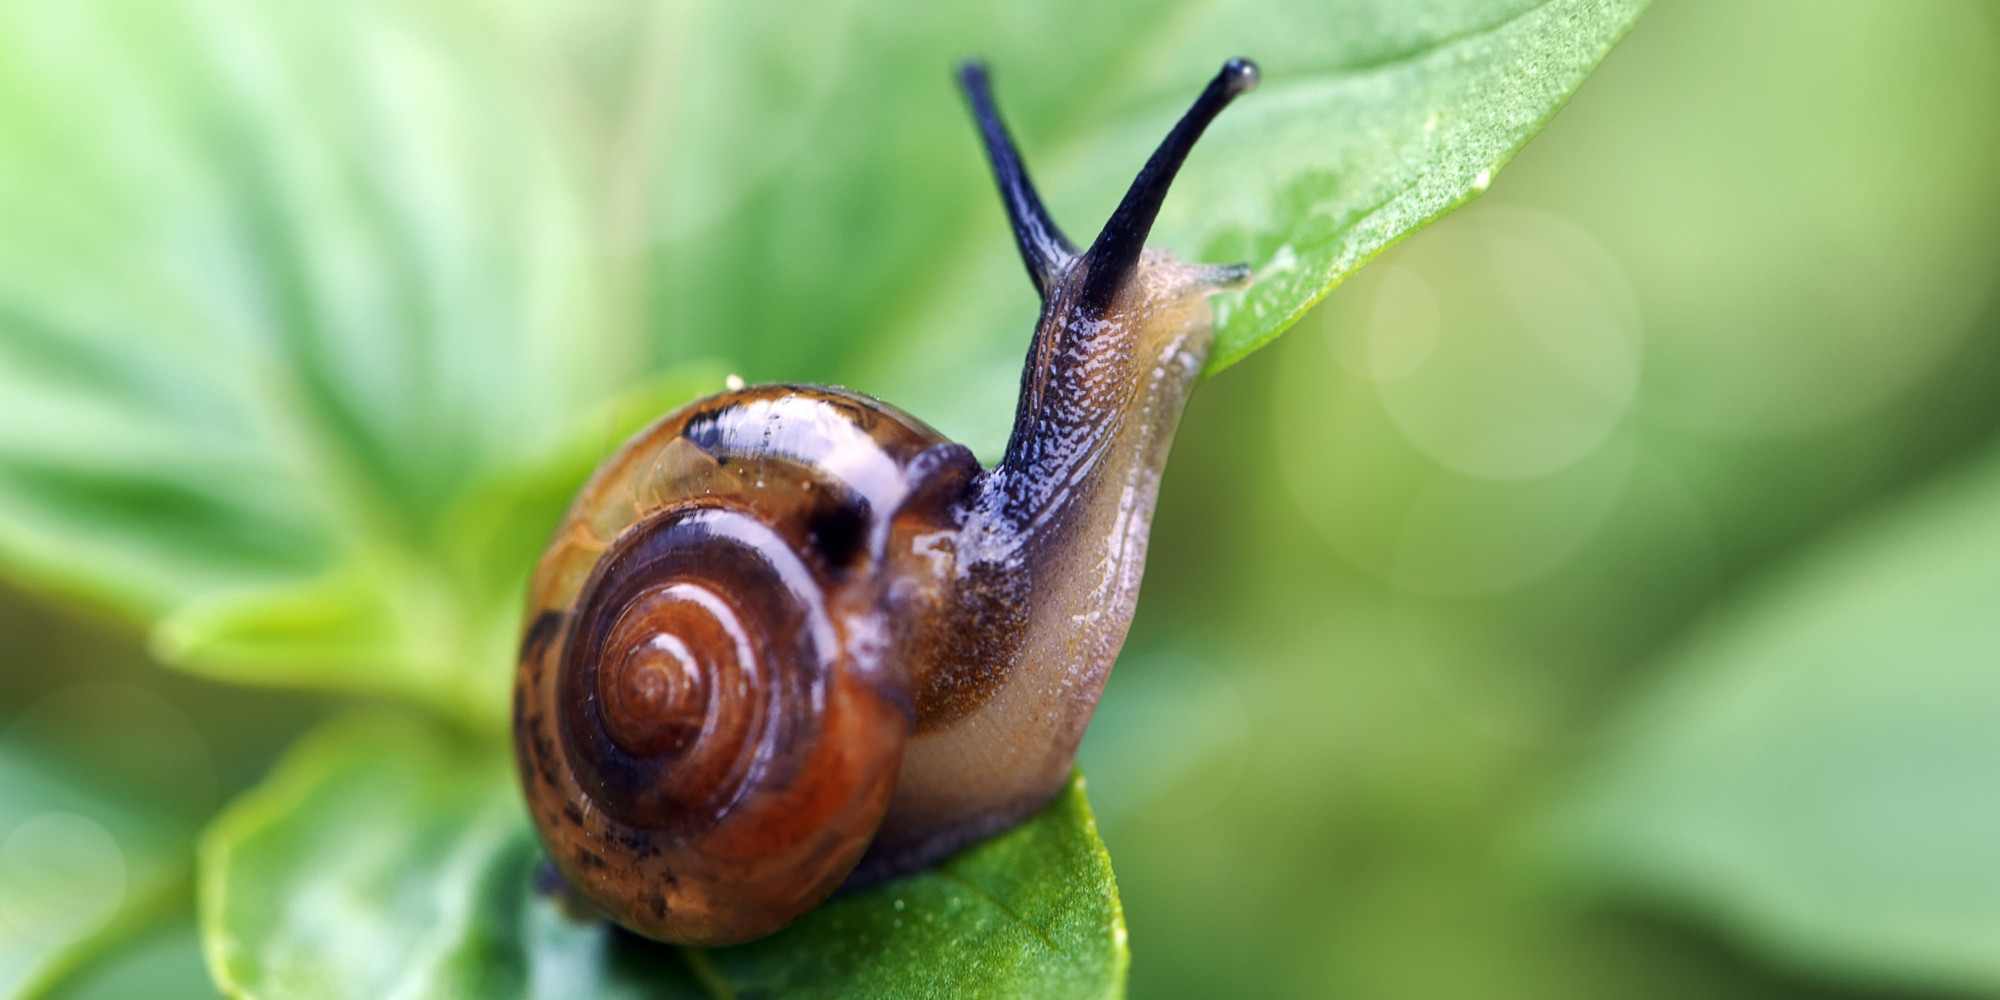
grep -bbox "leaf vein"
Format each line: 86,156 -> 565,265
940,870 -> 1063,956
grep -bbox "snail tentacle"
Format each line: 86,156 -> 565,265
1078,57 -> 1261,314
853,58 -> 1259,881
957,61 -> 1078,300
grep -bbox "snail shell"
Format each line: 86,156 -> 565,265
516,387 -> 974,944
515,58 -> 1260,946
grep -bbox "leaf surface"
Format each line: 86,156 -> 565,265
1550,444 -> 2000,996
0,0 -> 632,720
627,0 -> 1651,456
0,0 -> 1649,993
202,714 -> 1125,999
0,742 -> 190,1000
40,921 -> 218,1000
0,0 -> 1645,699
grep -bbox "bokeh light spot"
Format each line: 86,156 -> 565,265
0,812 -> 127,946
1391,434 -> 1637,597
1374,206 -> 1641,481
1492,0 -> 2000,436
1328,264 -> 1441,382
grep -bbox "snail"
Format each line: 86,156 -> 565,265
514,57 -> 1260,946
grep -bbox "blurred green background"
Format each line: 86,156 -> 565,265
5,0 -> 2000,997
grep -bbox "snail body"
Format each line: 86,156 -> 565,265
516,58 -> 1260,946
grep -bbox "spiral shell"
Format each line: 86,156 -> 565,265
514,386 -> 974,946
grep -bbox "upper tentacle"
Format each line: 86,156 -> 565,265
1077,58 -> 1259,315
957,62 -> 1078,300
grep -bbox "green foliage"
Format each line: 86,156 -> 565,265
201,715 -> 1123,999
0,0 -> 1645,716
1096,1 -> 2000,996
627,0 -> 1649,457
0,0 -> 622,723
0,0 -> 1653,994
31,0 -> 1998,995
1551,442 -> 2000,996
41,924 -> 218,1000
0,744 -> 191,998
677,772 -> 1126,999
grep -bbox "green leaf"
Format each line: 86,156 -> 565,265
202,714 -> 1126,999
696,777 -> 1127,999
0,0 -> 641,721
1547,443 -> 2000,996
40,920 -> 219,1000
0,740 -> 191,999
150,364 -> 724,720
628,0 -> 1649,457
0,0 -> 1643,707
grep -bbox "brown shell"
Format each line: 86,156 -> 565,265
513,385 -> 978,946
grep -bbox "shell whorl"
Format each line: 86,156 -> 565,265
514,386 -> 973,945
561,507 -> 854,829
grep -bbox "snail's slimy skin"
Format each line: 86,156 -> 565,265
515,58 -> 1259,946
857,248 -> 1234,882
